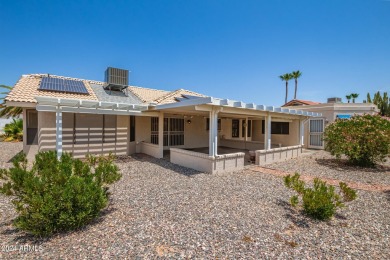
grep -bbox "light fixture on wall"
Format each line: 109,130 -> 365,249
187,119 -> 192,124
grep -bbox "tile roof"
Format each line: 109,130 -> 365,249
5,74 -> 99,103
154,89 -> 207,104
127,86 -> 169,103
90,84 -> 143,104
5,73 -> 207,106
282,99 -> 322,107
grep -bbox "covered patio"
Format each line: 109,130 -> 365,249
141,96 -> 321,173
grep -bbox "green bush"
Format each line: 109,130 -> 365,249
323,114 -> 390,167
2,118 -> 23,142
0,151 -> 121,237
284,173 -> 357,220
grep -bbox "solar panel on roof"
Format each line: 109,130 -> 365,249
39,77 -> 89,94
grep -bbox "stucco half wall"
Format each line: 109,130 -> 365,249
170,148 -> 245,174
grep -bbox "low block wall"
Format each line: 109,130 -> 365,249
220,139 -> 264,150
255,145 -> 302,165
140,142 -> 162,158
170,148 -> 245,174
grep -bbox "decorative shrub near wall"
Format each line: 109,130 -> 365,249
284,173 -> 357,220
323,114 -> 390,167
0,151 -> 121,237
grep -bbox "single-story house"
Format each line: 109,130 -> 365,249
5,68 -> 321,173
282,98 -> 379,149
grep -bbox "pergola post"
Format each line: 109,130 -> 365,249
158,112 -> 164,158
55,107 -> 63,159
264,114 -> 271,150
209,107 -> 219,157
300,119 -> 305,146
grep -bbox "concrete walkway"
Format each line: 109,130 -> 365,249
251,166 -> 390,192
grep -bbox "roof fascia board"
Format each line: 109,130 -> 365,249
5,101 -> 36,108
36,105 -> 158,116
35,96 -> 148,111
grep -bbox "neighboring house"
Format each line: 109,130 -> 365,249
282,98 -> 378,149
5,68 -> 321,173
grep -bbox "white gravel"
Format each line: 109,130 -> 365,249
267,149 -> 390,186
0,144 -> 389,259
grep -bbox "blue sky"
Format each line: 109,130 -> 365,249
1,0 -> 389,106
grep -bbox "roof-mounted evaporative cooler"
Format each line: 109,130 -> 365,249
104,67 -> 129,95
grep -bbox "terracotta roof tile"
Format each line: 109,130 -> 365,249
5,74 -> 99,103
282,99 -> 322,107
6,74 -> 207,106
155,89 -> 207,104
127,86 -> 169,103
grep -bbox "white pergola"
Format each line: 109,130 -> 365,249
35,96 -> 153,158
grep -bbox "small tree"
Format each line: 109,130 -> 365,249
0,151 -> 121,237
324,114 -> 390,167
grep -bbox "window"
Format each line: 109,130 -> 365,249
26,110 -> 38,145
232,119 -> 239,137
150,117 -> 184,146
151,117 -> 159,144
241,120 -> 252,138
248,120 -> 252,137
206,118 -> 221,131
262,120 -> 289,135
130,116 -> 135,142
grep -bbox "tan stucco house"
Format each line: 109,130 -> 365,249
5,68 -> 321,173
282,98 -> 379,149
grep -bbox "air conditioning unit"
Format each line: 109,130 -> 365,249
327,97 -> 342,103
104,67 -> 129,94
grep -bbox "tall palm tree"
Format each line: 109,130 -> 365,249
351,93 -> 359,103
279,73 -> 293,104
345,94 -> 352,103
0,85 -> 22,118
291,70 -> 302,100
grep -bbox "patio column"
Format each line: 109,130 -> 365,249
264,114 -> 271,150
158,112 -> 164,158
209,107 -> 219,157
55,107 -> 63,159
244,117 -> 248,141
299,119 -> 304,145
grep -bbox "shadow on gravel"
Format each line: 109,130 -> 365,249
276,199 -> 310,228
385,190 -> 390,202
117,153 -> 204,177
315,158 -> 390,173
3,205 -> 118,244
7,150 -> 24,163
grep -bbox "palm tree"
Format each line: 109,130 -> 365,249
0,85 -> 22,118
351,93 -> 359,103
291,70 -> 302,100
345,94 -> 352,103
3,118 -> 23,142
279,73 -> 293,104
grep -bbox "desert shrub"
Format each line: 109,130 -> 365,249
0,151 -> 121,237
284,173 -> 357,220
2,118 -> 23,142
323,114 -> 390,167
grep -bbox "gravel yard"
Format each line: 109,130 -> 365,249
0,144 -> 389,259
268,150 -> 390,186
